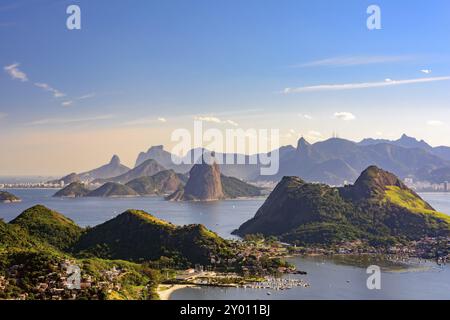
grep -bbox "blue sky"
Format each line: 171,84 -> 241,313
1,0 -> 450,175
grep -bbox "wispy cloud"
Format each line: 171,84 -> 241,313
4,63 -> 28,82
29,115 -> 115,126
334,112 -> 356,121
0,113 -> 7,120
123,117 -> 168,126
421,69 -> 432,74
34,82 -> 65,98
61,101 -> 73,107
77,93 -> 96,100
194,116 -> 239,127
293,55 -> 414,68
427,120 -> 444,127
61,93 -> 96,107
284,76 -> 450,93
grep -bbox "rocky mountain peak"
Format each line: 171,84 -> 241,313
110,155 -> 121,165
297,137 -> 310,151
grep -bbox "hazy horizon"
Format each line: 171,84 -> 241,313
1,0 -> 450,175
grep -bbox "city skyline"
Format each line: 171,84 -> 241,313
1,0 -> 450,175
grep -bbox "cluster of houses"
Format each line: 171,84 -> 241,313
2,259 -> 128,300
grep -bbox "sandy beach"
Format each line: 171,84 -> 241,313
157,284 -> 198,300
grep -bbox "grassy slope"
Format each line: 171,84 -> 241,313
385,186 -> 450,226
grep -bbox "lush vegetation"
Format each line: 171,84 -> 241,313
74,209 -> 233,266
235,166 -> 450,246
10,205 -> 83,251
0,205 -> 235,300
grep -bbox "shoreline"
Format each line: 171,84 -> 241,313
157,284 -> 198,300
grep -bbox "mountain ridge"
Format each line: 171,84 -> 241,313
234,166 -> 450,246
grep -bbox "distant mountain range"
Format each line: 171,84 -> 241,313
53,134 -> 450,186
93,159 -> 166,184
55,160 -> 262,200
49,155 -> 130,184
359,134 -> 450,160
54,169 -> 187,198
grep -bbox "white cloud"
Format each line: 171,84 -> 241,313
334,112 -> 356,121
123,117 -> 168,126
283,76 -> 450,94
4,63 -> 28,82
427,120 -> 444,127
62,101 -> 74,107
298,113 -> 313,120
0,113 -> 7,119
61,93 -> 96,107
29,115 -> 115,126
421,69 -> 432,74
194,116 -> 239,127
77,93 -> 96,100
34,82 -> 65,98
293,55 -> 414,68
195,116 -> 222,123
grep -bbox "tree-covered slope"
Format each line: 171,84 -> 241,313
10,205 -> 83,251
73,209 -> 232,265
234,166 -> 450,246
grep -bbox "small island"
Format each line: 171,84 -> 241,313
0,191 -> 21,203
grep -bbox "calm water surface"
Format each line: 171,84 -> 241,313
1,189 -> 449,299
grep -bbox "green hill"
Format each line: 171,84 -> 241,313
10,205 -> 83,251
73,209 -> 232,265
87,182 -> 139,197
234,166 -> 450,246
53,182 -> 91,198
